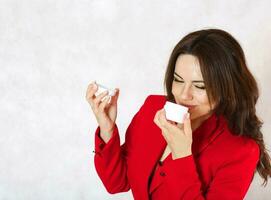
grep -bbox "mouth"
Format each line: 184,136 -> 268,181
180,103 -> 197,110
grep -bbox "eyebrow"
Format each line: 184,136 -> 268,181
174,72 -> 204,83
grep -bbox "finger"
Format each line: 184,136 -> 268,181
160,128 -> 170,142
154,110 -> 163,128
158,109 -> 176,130
85,81 -> 97,101
110,88 -> 119,105
154,110 -> 169,131
177,123 -> 184,129
157,109 -> 167,127
155,109 -> 175,131
93,90 -> 109,110
183,113 -> 192,136
94,90 -> 109,103
168,120 -> 177,125
154,110 -> 173,142
99,95 -> 111,112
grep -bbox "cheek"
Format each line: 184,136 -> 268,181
195,93 -> 209,104
196,93 -> 216,110
193,93 -> 212,112
171,84 -> 179,96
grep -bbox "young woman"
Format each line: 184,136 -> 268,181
86,29 -> 271,199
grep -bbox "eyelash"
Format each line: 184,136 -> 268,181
173,77 -> 206,90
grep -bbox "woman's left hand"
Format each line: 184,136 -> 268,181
153,108 -> 193,159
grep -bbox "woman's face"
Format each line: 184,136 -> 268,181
171,54 -> 214,121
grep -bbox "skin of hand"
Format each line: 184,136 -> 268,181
86,81 -> 120,143
153,108 -> 192,159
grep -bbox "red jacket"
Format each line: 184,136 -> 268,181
94,95 -> 259,199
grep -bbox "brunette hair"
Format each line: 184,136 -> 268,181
164,28 -> 271,186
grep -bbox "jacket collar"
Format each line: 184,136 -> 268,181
192,113 -> 227,156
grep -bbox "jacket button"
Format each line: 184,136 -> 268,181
99,143 -> 105,148
160,171 -> 166,177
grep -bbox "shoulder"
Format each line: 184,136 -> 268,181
214,126 -> 260,165
134,94 -> 167,119
141,94 -> 167,112
204,126 -> 260,176
143,94 -> 167,105
224,128 -> 259,154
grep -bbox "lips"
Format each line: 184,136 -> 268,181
187,106 -> 196,111
180,104 -> 196,110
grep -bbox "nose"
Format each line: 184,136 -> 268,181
180,84 -> 193,100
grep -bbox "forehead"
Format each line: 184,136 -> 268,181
175,54 -> 203,79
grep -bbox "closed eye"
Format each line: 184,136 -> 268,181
174,77 -> 205,89
194,85 -> 205,90
173,77 -> 184,83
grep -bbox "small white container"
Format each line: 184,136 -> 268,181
163,101 -> 188,123
94,83 -> 116,97
94,83 -> 116,104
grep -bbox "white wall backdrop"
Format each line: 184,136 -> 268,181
0,0 -> 270,199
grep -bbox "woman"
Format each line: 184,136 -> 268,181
86,29 -> 271,199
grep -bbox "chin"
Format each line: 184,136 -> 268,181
190,112 -> 211,121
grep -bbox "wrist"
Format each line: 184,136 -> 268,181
100,128 -> 114,143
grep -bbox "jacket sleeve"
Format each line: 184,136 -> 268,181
161,140 -> 260,199
93,95 -> 151,194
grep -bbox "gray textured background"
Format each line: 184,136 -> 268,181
0,0 -> 270,199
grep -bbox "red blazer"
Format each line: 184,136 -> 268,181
94,95 -> 259,199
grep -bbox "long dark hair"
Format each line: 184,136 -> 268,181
164,28 -> 271,186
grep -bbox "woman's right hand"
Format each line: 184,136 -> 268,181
85,81 -> 120,142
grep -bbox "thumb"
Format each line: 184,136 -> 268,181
183,113 -> 192,136
110,88 -> 120,104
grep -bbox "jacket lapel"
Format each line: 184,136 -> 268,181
192,114 -> 227,156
